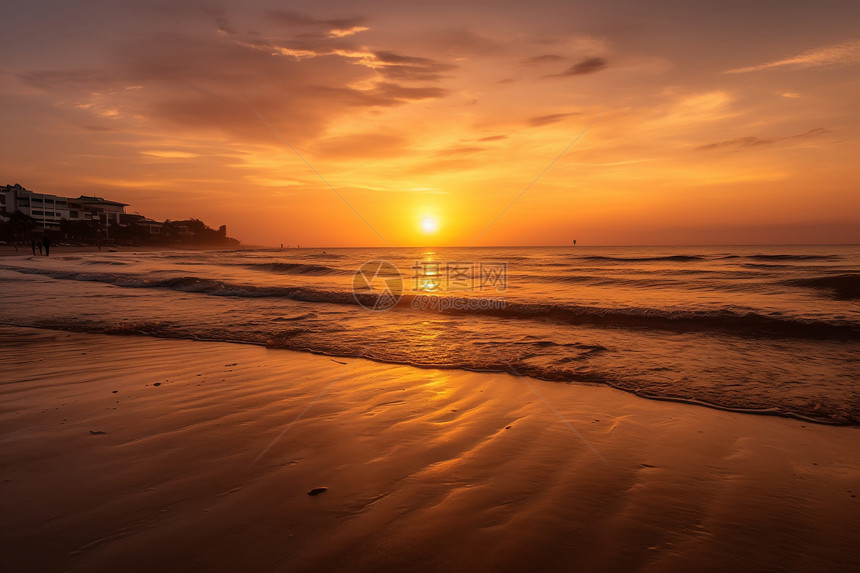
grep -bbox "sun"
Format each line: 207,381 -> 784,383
421,216 -> 439,234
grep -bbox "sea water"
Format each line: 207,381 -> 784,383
1,245 -> 857,424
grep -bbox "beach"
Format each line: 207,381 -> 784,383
2,325 -> 858,572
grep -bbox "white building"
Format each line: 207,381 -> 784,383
0,185 -> 128,230
0,184 -> 70,230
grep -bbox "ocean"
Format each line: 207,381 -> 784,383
1,245 -> 858,424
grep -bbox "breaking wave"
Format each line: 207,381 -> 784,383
14,317 -> 858,425
576,255 -> 705,262
239,262 -> 350,275
783,274 -> 860,300
2,265 -> 856,339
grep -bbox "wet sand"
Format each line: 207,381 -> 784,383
0,325 -> 857,572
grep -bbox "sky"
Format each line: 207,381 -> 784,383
1,0 -> 858,246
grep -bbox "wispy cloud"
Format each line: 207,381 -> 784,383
435,145 -> 484,156
477,134 -> 507,142
224,30 -> 456,81
697,128 -> 830,151
329,26 -> 369,38
726,40 -> 860,73
547,57 -> 608,77
525,54 -> 564,64
310,133 -> 409,160
140,150 -> 199,159
527,112 -> 579,127
267,10 -> 369,38
371,51 -> 457,81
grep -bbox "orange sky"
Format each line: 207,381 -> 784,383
1,1 -> 858,246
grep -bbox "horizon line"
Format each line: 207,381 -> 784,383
246,242 -> 860,249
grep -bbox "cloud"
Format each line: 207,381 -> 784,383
478,135 -> 507,142
429,29 -> 505,55
726,40 -> 860,73
214,17 -> 236,36
218,25 -> 456,82
696,136 -> 773,151
140,150 -> 199,159
267,10 -> 369,38
330,26 -> 370,38
17,13 -> 452,148
527,112 -> 579,127
696,128 -> 830,151
19,70 -> 115,90
548,57 -> 608,77
311,133 -> 408,160
436,146 -> 484,156
372,51 -> 457,81
525,54 -> 564,64
316,83 -> 449,106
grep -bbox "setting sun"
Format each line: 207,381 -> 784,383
421,216 -> 439,234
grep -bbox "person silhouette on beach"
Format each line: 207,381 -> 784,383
30,239 -> 36,255
42,235 -> 51,256
37,240 -> 43,255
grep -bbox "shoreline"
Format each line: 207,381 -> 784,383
1,322 -> 852,427
1,325 -> 858,572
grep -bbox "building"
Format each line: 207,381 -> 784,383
1,184 -> 235,245
66,199 -> 97,222
0,184 -> 71,230
120,213 -> 163,235
72,196 -> 129,225
0,184 -> 128,230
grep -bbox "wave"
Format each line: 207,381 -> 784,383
720,254 -> 839,261
240,262 -> 350,275
741,263 -> 796,269
518,271 -> 764,289
82,259 -> 130,266
0,266 -> 361,303
300,252 -> 347,260
460,300 -> 858,340
783,274 -> 860,300
10,318 -> 856,425
749,254 -> 839,261
575,254 -> 840,263
272,313 -> 318,321
532,274 -> 685,288
575,255 -> 705,262
2,265 -> 857,340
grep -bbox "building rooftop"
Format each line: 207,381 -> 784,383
75,195 -> 130,207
